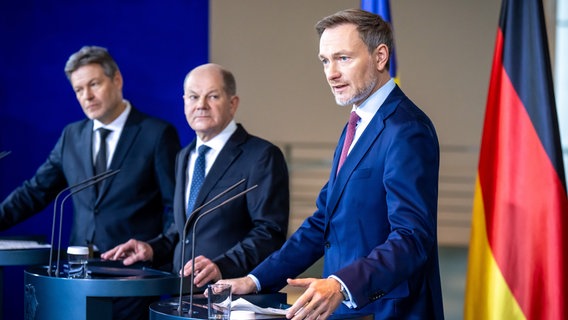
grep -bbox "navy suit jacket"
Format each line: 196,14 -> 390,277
251,86 -> 444,319
150,124 -> 289,280
0,107 -> 180,252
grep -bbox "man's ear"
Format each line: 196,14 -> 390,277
374,44 -> 389,72
113,70 -> 124,89
229,95 -> 240,115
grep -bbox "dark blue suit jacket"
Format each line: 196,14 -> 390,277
150,124 -> 289,279
0,107 -> 181,252
251,86 -> 444,319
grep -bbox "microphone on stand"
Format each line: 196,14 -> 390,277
176,179 -> 258,315
175,177 -> 246,310
0,150 -> 11,160
48,169 -> 120,276
186,184 -> 258,316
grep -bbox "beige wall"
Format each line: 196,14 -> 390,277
210,0 -> 353,144
210,0 -> 501,147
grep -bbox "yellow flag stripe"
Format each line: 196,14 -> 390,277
464,175 -> 525,319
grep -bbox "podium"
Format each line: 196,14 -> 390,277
24,260 -> 190,320
0,246 -> 50,266
0,239 -> 50,320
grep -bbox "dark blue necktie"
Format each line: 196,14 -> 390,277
186,145 -> 211,217
94,128 -> 112,194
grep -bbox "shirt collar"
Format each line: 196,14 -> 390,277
352,78 -> 396,121
195,120 -> 238,152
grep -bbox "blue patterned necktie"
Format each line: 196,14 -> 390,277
186,145 -> 211,217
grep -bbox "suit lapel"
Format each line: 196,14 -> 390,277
176,144 -> 193,235
80,121 -> 97,181
96,108 -> 141,203
76,122 -> 98,243
328,125 -> 346,187
186,125 -> 247,222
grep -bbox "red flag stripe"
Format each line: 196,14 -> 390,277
479,28 -> 568,319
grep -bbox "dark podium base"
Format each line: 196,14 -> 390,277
0,238 -> 50,320
24,260 -> 189,320
149,293 -> 373,320
150,293 -> 288,320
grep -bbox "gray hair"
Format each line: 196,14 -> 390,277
64,46 -> 119,80
184,63 -> 237,96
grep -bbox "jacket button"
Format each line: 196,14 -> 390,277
370,291 -> 385,301
324,242 -> 331,248
185,239 -> 190,244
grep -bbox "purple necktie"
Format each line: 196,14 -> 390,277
337,111 -> 360,174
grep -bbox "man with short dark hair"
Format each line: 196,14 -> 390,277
0,45 -> 181,319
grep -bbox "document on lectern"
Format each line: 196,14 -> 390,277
232,297 -> 288,317
0,240 -> 51,250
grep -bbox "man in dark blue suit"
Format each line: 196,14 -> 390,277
102,63 -> 289,288
220,8 -> 444,320
0,46 -> 181,319
0,45 -> 180,254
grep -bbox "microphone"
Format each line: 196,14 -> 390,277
48,169 -> 120,276
176,179 -> 258,315
186,184 -> 258,315
178,178 -> 246,282
0,150 -> 11,160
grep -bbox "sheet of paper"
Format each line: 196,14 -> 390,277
0,240 -> 51,250
231,297 -> 288,317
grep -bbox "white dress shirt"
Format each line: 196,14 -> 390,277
185,120 -> 238,208
92,100 -> 132,167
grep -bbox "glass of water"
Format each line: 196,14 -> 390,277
67,246 -> 89,279
207,283 -> 231,320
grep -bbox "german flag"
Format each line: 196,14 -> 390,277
465,0 -> 568,319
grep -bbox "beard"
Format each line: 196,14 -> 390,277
334,77 -> 377,107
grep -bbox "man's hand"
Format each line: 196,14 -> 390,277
182,255 -> 222,287
100,239 -> 153,265
215,276 -> 257,295
285,278 -> 344,320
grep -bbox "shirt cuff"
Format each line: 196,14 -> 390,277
328,275 -> 357,309
247,274 -> 261,292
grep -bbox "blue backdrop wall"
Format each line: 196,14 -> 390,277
0,1 -> 208,318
